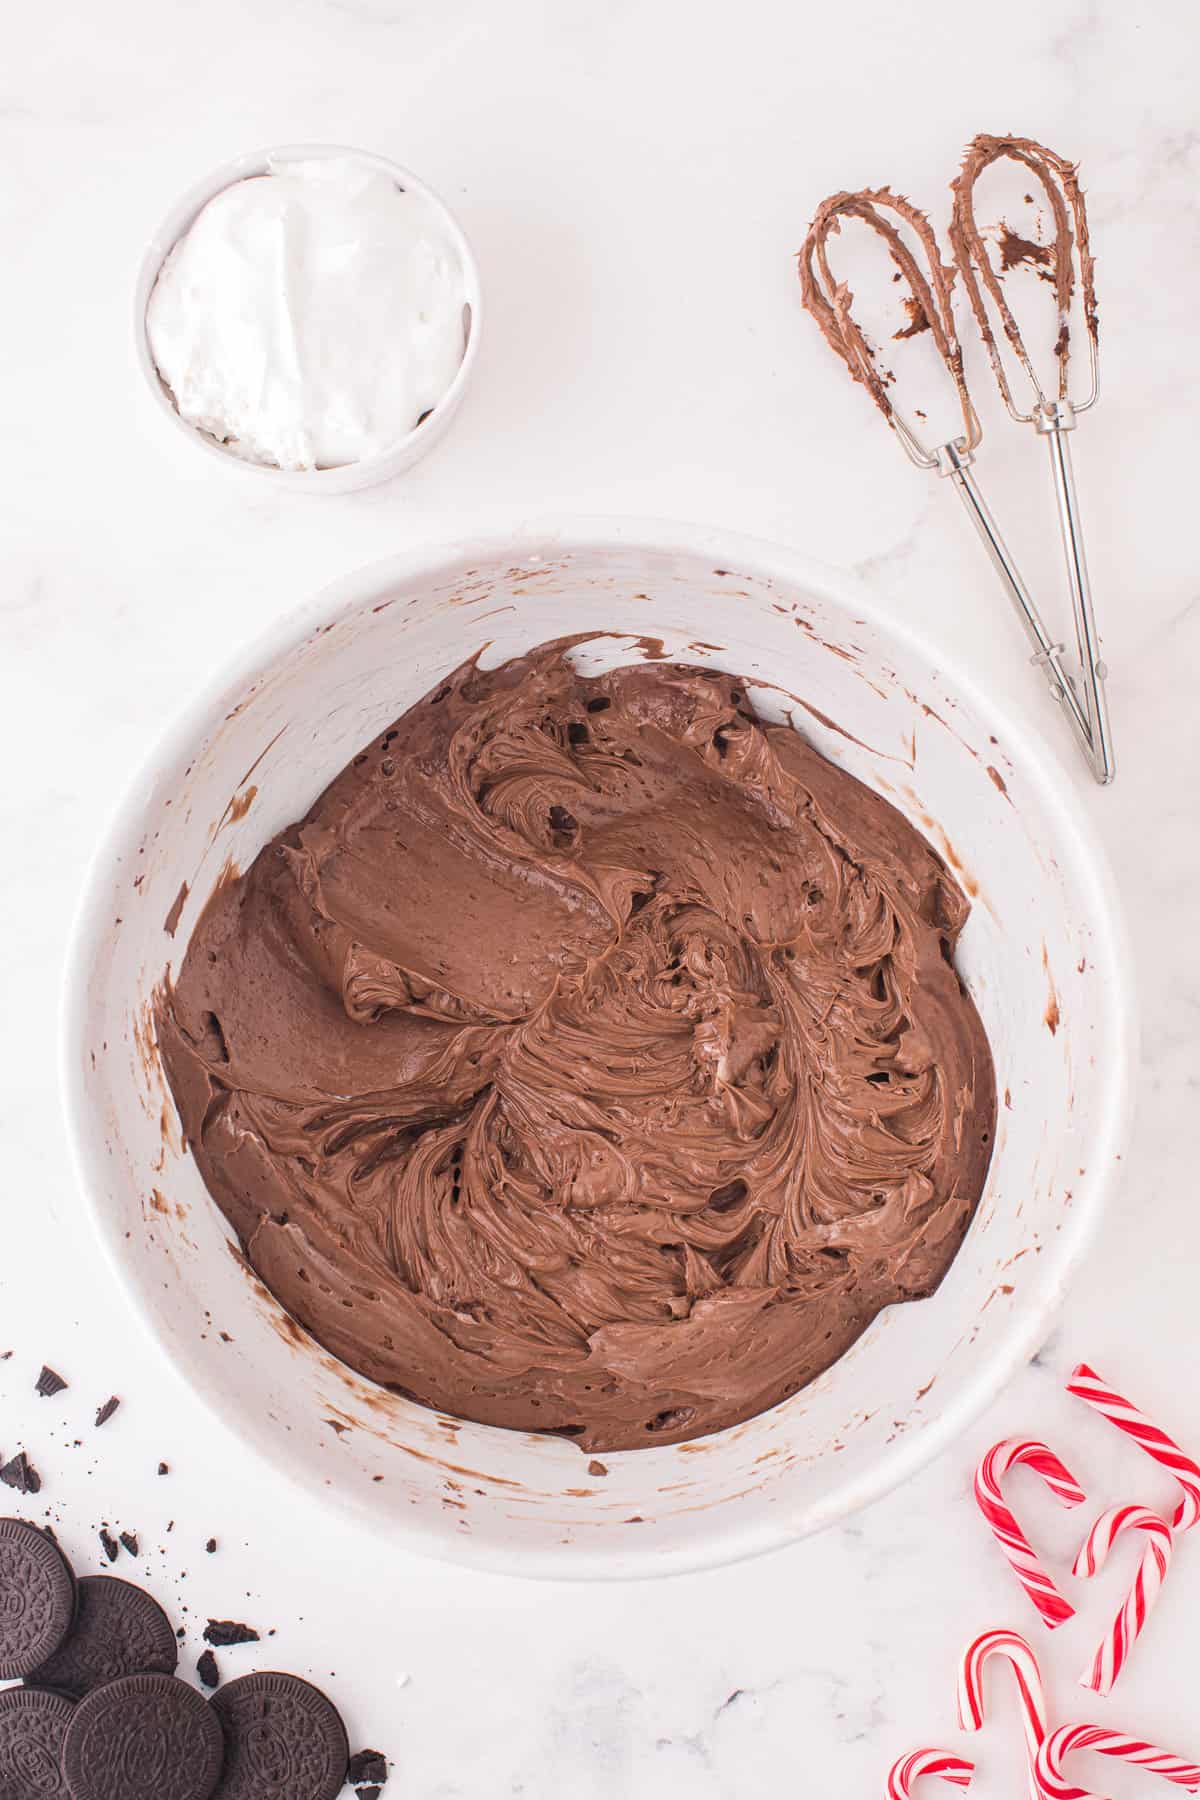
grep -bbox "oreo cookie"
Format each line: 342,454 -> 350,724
0,1685 -> 74,1797
212,1672 -> 349,1800
0,1516 -> 76,1679
26,1575 -> 177,1699
62,1672 -> 224,1800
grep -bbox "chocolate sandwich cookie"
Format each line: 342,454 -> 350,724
0,1516 -> 76,1679
27,1575 -> 178,1699
211,1672 -> 349,1800
62,1672 -> 224,1800
0,1685 -> 74,1797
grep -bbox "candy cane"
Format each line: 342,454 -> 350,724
886,1748 -> 975,1799
1035,1724 -> 1200,1800
1067,1363 -> 1200,1531
956,1628 -> 1046,1800
1072,1503 -> 1173,1695
974,1439 -> 1086,1627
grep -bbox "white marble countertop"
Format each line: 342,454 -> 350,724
4,1 -> 1199,1793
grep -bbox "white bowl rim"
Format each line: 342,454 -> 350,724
60,515 -> 1139,1579
133,140 -> 483,487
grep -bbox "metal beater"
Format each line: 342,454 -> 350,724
798,141 -> 1114,785
950,134 -> 1111,784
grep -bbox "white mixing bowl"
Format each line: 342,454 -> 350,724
63,519 -> 1134,1578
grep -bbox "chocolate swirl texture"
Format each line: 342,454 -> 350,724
157,642 -> 995,1451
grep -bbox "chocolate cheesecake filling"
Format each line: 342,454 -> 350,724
157,640 -> 995,1452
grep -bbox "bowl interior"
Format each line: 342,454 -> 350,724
65,524 -> 1132,1577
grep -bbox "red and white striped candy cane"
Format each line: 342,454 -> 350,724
956,1628 -> 1046,1800
1072,1503 -> 1173,1695
1035,1724 -> 1200,1800
1067,1363 -> 1200,1531
886,1748 -> 974,1799
974,1439 -> 1086,1628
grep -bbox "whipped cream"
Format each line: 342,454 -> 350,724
146,157 -> 469,471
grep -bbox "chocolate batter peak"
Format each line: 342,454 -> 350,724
157,642 -> 995,1451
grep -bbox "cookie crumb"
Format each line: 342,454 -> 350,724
0,1451 -> 42,1494
120,1531 -> 139,1558
36,1366 -> 68,1398
95,1396 -> 121,1428
197,1648 -> 220,1689
203,1619 -> 259,1647
349,1749 -> 389,1785
99,1527 -> 120,1563
205,1538 -> 216,1554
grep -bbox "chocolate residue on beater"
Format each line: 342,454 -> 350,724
950,133 -> 1098,408
895,294 -> 932,339
996,225 -> 1052,274
798,187 -> 979,451
156,642 -> 995,1453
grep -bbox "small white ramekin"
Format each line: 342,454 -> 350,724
134,143 -> 482,495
